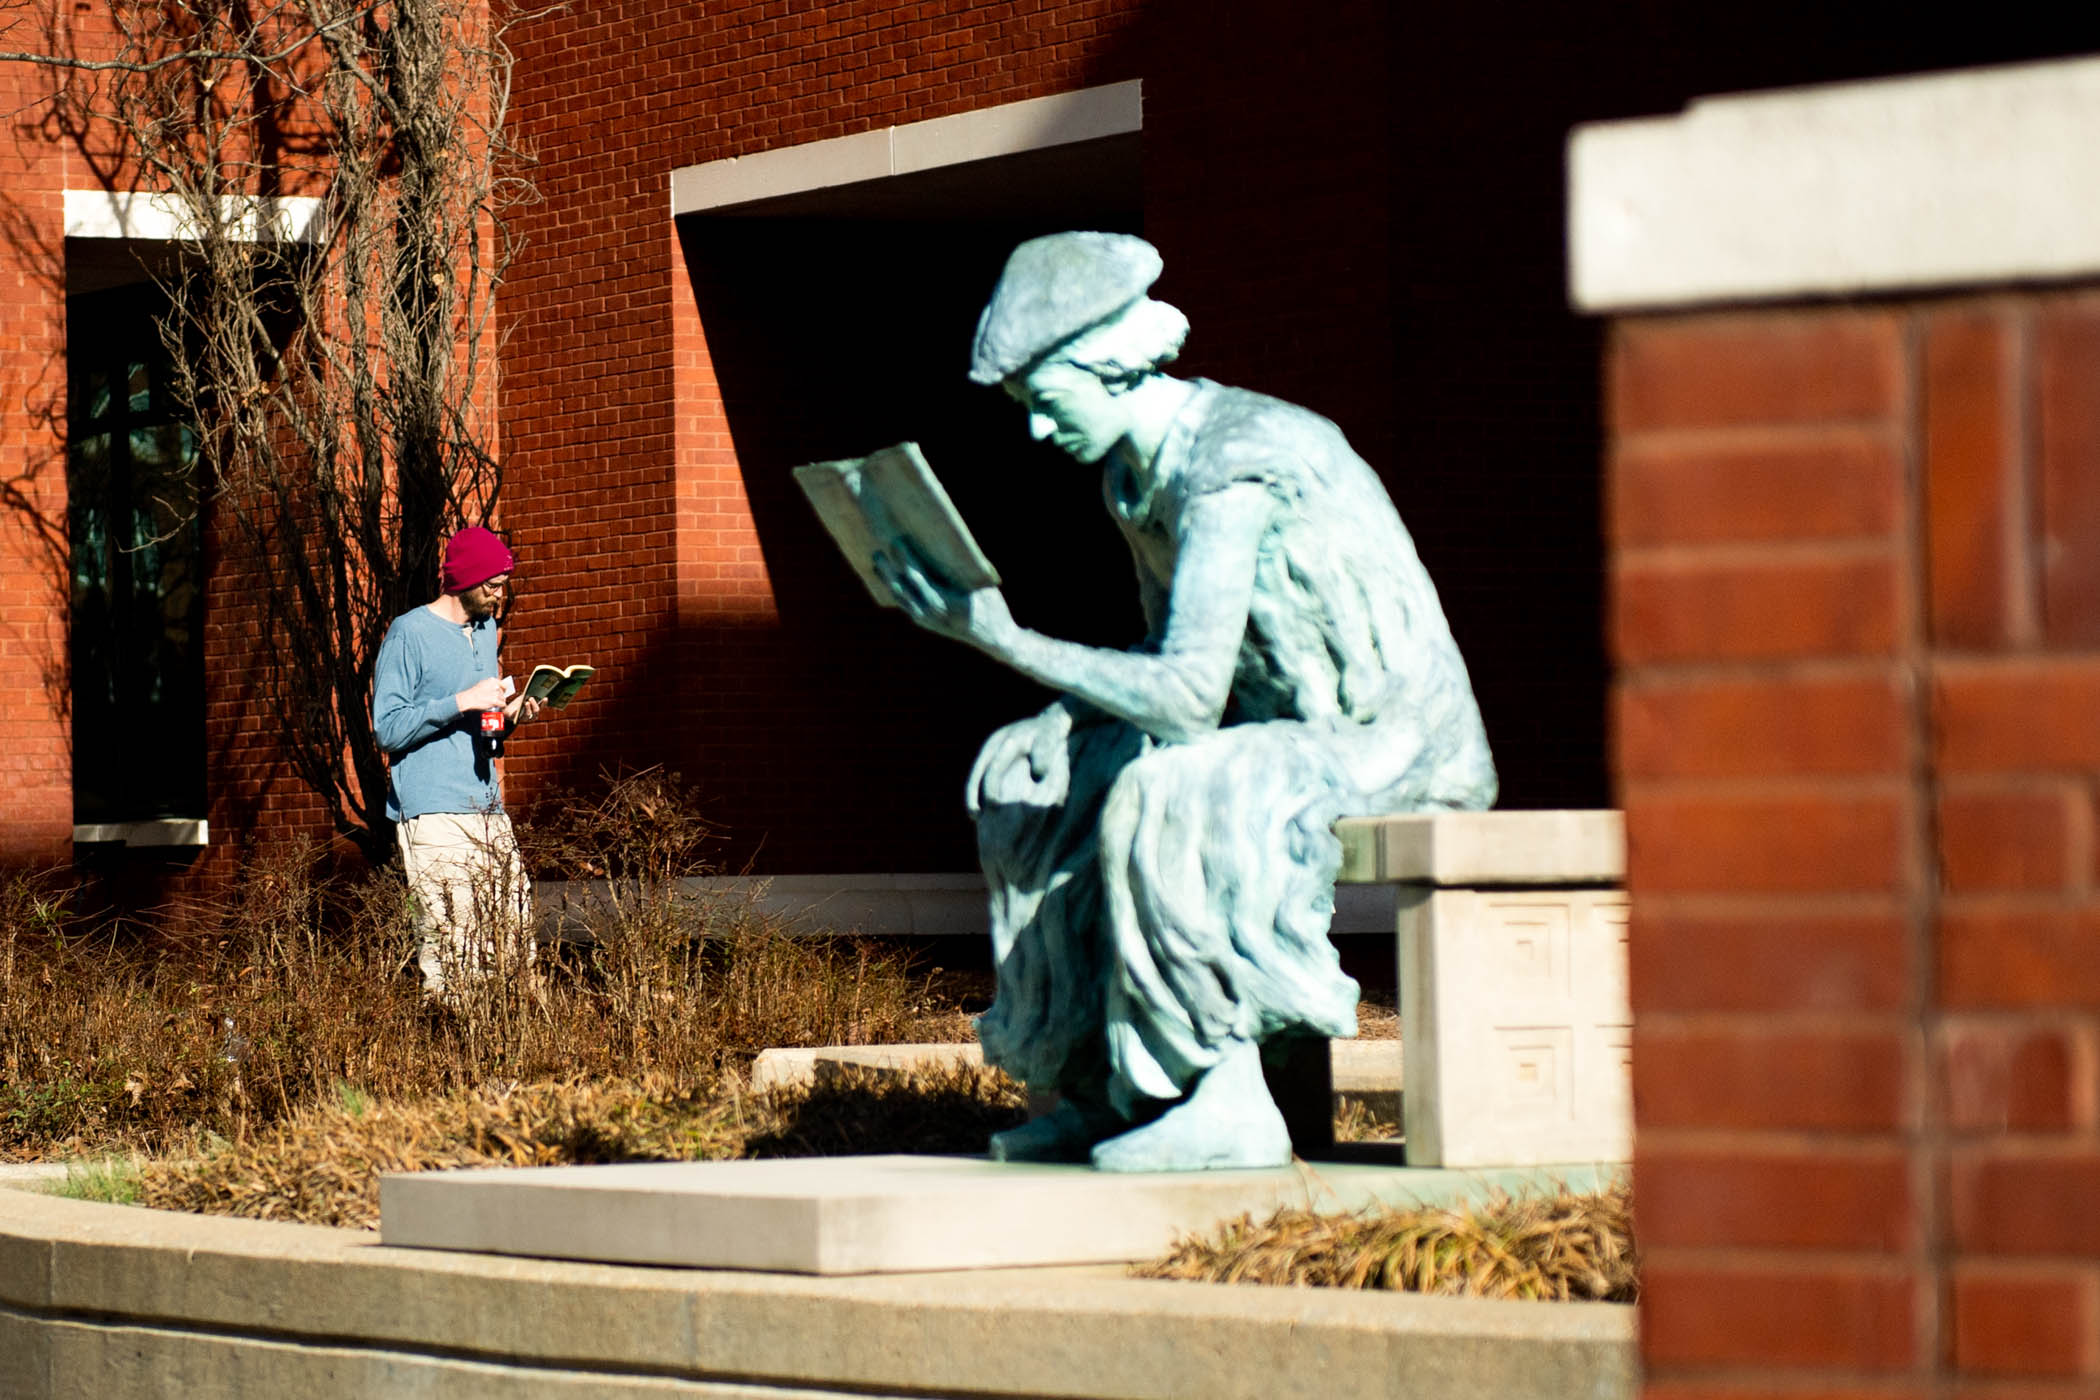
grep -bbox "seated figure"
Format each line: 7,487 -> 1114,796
878,233 -> 1496,1171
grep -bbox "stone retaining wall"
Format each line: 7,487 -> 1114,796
0,1188 -> 1635,1399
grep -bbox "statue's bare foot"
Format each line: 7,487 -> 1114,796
1089,1039 -> 1292,1172
989,1099 -> 1116,1163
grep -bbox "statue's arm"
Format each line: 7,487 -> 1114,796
883,483 -> 1274,744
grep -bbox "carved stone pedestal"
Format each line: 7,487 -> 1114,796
1336,810 -> 1629,1168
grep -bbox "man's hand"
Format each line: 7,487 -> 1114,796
505,695 -> 545,725
454,677 -> 508,713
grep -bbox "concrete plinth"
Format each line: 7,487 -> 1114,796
1338,811 -> 1631,1169
381,1154 -> 1613,1275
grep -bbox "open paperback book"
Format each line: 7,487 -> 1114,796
521,664 -> 595,710
792,441 -> 1000,608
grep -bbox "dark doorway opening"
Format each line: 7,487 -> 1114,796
674,139 -> 1144,872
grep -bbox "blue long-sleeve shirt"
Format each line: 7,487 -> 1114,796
372,605 -> 504,821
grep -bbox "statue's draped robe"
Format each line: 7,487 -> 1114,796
973,382 -> 1497,1116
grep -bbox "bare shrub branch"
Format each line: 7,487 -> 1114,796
5,0 -> 549,860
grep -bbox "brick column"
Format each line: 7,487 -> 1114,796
1933,296 -> 2100,1386
1575,60 -> 2100,1396
1612,307 -> 1930,1387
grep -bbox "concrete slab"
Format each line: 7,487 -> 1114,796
1331,1037 -> 1403,1091
0,1164 -> 69,1191
753,1038 -> 1401,1098
1333,1039 -> 1404,1121
380,1154 -> 1615,1275
1337,810 -> 1625,887
748,1041 -> 986,1094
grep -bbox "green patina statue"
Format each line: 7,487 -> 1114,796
876,233 -> 1496,1171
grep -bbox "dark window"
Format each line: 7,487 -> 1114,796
67,283 -> 205,823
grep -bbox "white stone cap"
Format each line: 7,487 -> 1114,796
1569,56 -> 2100,311
1336,811 -> 1625,887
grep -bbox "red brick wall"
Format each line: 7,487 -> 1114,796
1613,296 -> 2100,1392
0,55 -> 80,863
496,1 -> 1446,871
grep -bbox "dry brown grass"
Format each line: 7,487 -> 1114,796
140,1062 -> 1026,1230
1134,1182 -> 1636,1302
0,773 -> 972,1162
1331,1097 -> 1399,1143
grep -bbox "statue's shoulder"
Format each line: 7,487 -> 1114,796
1181,383 -> 1352,495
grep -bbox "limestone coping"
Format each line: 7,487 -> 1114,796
1336,811 -> 1625,887
1569,55 -> 2100,310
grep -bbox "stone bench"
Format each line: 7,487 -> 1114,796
1333,810 -> 1629,1169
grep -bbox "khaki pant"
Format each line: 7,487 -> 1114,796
397,811 -> 535,994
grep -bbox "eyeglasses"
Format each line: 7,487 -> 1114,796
477,576 -> 510,594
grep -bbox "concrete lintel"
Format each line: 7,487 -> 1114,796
64,189 -> 323,244
1569,55 -> 2100,310
670,79 -> 1142,215
72,819 -> 209,849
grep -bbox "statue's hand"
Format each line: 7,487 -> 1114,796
876,544 -> 1016,655
967,703 -> 1074,814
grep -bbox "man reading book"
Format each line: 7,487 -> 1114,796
371,526 -> 546,996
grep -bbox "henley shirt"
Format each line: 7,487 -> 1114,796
372,605 -> 504,821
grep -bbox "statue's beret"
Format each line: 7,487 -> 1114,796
968,232 -> 1163,385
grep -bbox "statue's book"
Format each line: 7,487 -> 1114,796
522,664 -> 594,710
792,442 -> 1001,608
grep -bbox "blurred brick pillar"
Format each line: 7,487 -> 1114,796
1578,61 -> 2100,1397
1614,287 -> 2100,1397
1611,307 -> 1931,1389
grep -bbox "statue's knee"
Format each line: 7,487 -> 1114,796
1097,747 -> 1189,855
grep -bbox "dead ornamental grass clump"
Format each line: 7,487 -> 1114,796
142,1063 -> 1027,1230
140,1078 -> 747,1230
0,771 -> 970,1162
1135,1182 -> 1637,1302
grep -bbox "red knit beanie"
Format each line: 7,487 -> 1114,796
442,526 -> 515,593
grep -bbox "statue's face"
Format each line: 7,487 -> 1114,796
1009,361 -> 1127,464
